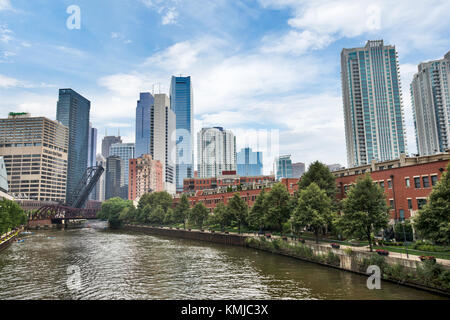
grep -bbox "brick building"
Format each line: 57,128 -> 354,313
128,154 -> 163,201
334,151 -> 449,222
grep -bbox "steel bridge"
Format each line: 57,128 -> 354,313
29,166 -> 104,222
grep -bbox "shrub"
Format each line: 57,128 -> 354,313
325,251 -> 340,266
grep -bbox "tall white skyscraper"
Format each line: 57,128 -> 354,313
411,51 -> 450,156
197,127 -> 236,178
135,92 -> 176,194
341,40 -> 407,168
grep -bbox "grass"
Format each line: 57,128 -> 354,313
373,245 -> 450,260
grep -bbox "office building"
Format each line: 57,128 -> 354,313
237,148 -> 263,177
56,88 -> 91,203
327,164 -> 343,172
292,162 -> 306,178
135,92 -> 176,194
0,113 -> 68,202
101,135 -> 122,159
341,40 -> 407,168
274,155 -> 293,180
170,76 -> 194,192
197,127 -> 236,178
109,142 -> 135,192
87,122 -> 97,168
92,154 -> 106,202
105,156 -> 123,200
411,51 -> 450,156
128,154 -> 163,201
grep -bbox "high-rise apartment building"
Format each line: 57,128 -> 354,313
101,135 -> 122,158
170,76 -> 194,192
128,154 -> 163,201
197,127 -> 236,178
56,88 -> 91,203
135,92 -> 176,194
105,155 -> 123,200
292,162 -> 305,178
237,148 -> 263,176
341,40 -> 407,168
109,142 -> 135,192
411,51 -> 450,156
0,113 -> 69,202
274,155 -> 293,180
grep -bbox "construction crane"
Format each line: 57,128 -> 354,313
66,166 -> 104,209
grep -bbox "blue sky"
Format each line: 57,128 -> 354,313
1,0 -> 449,173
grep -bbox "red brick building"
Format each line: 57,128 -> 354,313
129,154 -> 163,201
334,152 -> 449,222
176,177 -> 299,212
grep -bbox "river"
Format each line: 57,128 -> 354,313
0,221 -> 445,300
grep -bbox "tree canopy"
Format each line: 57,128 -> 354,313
0,199 -> 27,234
227,193 -> 248,234
189,202 -> 209,229
299,161 -> 337,199
98,197 -> 134,228
414,164 -> 450,245
263,183 -> 291,233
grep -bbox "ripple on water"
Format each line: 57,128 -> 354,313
0,227 -> 446,300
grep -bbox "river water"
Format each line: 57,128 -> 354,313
0,221 -> 445,300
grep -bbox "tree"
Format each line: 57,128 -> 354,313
149,205 -> 165,225
174,194 -> 190,229
414,164 -> 450,245
299,161 -> 337,199
98,197 -> 134,229
163,208 -> 175,225
210,202 -> 232,231
138,191 -> 173,212
337,174 -> 389,252
263,183 -> 291,234
247,189 -> 267,232
291,183 -> 333,243
227,193 -> 248,234
189,202 -> 209,229
0,199 -> 27,234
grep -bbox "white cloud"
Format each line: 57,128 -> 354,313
0,74 -> 20,87
162,8 -> 178,25
0,0 -> 12,11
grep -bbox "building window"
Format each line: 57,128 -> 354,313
405,178 -> 410,188
379,181 -> 385,188
431,175 -> 438,186
414,177 -> 421,189
417,199 -> 427,210
422,176 -> 430,188
388,180 -> 392,189
407,199 -> 413,210
389,199 -> 394,209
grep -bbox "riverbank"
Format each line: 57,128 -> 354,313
124,225 -> 450,297
0,227 -> 24,252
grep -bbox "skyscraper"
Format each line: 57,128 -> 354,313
135,92 -> 176,194
87,122 -> 97,169
170,76 -> 194,192
237,147 -> 263,176
56,89 -> 90,203
274,155 -> 293,180
105,155 -> 122,200
128,154 -> 163,201
109,142 -> 135,195
411,51 -> 450,156
101,135 -> 122,158
341,40 -> 407,168
92,154 -> 106,202
197,127 -> 236,178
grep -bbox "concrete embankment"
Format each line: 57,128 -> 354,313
123,225 -> 449,296
0,228 -> 24,253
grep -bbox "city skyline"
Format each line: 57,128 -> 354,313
1,1 -> 449,170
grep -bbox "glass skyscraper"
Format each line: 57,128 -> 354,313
341,40 -> 407,168
109,142 -> 135,190
135,93 -> 154,158
274,155 -> 293,180
87,122 -> 97,168
411,51 -> 450,156
170,76 -> 194,192
56,88 -> 90,204
237,147 -> 263,176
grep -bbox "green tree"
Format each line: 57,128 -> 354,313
163,208 -> 175,225
337,174 -> 389,252
211,202 -> 232,231
292,183 -> 333,243
189,202 -> 209,229
174,194 -> 190,229
299,161 -> 337,199
227,193 -> 248,234
414,164 -> 450,245
247,189 -> 267,232
138,191 -> 173,212
0,199 -> 27,234
263,183 -> 291,234
149,205 -> 165,225
98,197 -> 134,229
